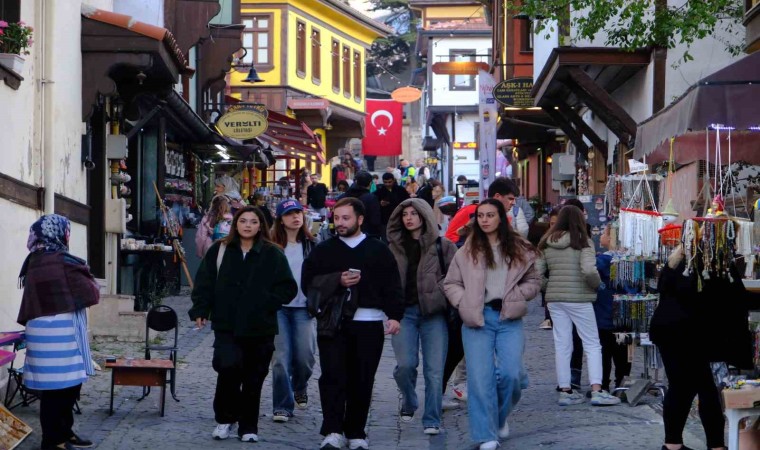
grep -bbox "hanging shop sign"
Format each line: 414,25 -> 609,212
216,105 -> 269,140
492,77 -> 534,108
391,86 -> 423,103
453,141 -> 478,150
431,61 -> 490,75
628,159 -> 649,174
287,98 -> 329,110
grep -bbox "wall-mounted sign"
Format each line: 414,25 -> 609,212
628,159 -> 648,174
492,77 -> 534,108
216,105 -> 268,140
287,98 -> 329,110
453,141 -> 478,150
391,86 -> 423,103
432,62 -> 490,75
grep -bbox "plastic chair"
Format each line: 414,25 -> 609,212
143,305 -> 179,402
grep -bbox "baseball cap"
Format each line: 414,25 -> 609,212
276,199 -> 303,218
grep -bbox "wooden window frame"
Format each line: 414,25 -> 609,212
240,14 -> 274,72
342,45 -> 351,99
353,50 -> 361,103
331,39 -> 340,93
296,20 -> 307,78
448,49 -> 476,91
311,27 -> 321,84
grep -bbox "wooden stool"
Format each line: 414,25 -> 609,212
106,359 -> 173,417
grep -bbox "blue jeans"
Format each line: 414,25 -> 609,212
462,308 -> 525,443
391,305 -> 448,428
272,307 -> 316,414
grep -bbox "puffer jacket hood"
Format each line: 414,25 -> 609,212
544,233 -> 573,249
387,198 -> 439,249
386,198 -> 458,317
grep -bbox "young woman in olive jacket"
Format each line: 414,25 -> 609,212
190,206 -> 297,443
386,198 -> 457,434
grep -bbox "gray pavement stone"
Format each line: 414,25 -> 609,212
11,294 -> 710,450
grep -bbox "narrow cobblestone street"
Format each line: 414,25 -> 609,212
12,293 -> 708,450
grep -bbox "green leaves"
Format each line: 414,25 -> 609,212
518,0 -> 743,61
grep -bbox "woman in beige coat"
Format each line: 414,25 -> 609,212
535,205 -> 620,407
442,199 -> 540,450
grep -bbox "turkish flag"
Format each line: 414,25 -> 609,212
362,99 -> 403,156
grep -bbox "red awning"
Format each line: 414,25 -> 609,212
258,109 -> 326,164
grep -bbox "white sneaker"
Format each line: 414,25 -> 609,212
320,433 -> 347,449
423,426 -> 440,435
452,385 -> 468,401
479,440 -> 500,450
539,319 -> 553,330
591,390 -> 622,406
212,423 -> 233,440
348,438 -> 369,449
558,390 -> 585,406
498,421 -> 510,439
240,433 -> 259,442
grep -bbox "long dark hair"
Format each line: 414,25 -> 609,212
538,205 -> 590,250
466,198 -> 531,268
271,210 -> 315,247
207,195 -> 230,228
221,206 -> 275,247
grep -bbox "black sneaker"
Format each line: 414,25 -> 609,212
42,443 -> 76,450
68,433 -> 93,448
295,392 -> 308,409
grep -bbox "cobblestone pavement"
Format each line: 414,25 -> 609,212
12,293 -> 709,450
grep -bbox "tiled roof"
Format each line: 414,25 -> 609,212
81,6 -> 189,71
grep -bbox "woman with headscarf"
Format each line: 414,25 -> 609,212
17,214 -> 99,450
214,175 -> 245,212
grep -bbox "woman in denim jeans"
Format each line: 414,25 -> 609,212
443,199 -> 540,450
386,199 -> 457,435
269,199 -> 318,423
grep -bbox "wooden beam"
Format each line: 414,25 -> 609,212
0,172 -> 43,210
563,67 -> 637,145
553,100 -> 608,159
541,104 -> 589,155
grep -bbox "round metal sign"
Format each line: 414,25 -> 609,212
216,109 -> 268,140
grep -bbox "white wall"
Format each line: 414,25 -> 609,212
532,20 -> 559,83
113,0 -> 164,27
430,36 -> 491,106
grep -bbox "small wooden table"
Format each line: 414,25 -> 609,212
106,359 -> 174,417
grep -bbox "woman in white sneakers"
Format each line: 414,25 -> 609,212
535,205 -> 620,407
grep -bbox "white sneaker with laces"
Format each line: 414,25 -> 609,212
240,433 -> 258,442
320,433 -> 347,449
479,440 -> 499,450
212,423 -> 233,440
423,427 -> 440,435
498,421 -> 509,439
591,390 -> 622,406
558,390 -> 585,406
348,438 -> 369,449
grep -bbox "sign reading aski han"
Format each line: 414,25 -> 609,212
492,77 -> 534,108
216,104 -> 269,140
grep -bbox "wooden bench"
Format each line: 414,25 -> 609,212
106,359 -> 174,417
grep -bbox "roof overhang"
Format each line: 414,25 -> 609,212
531,47 -> 652,159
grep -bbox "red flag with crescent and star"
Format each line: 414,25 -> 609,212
362,99 -> 403,156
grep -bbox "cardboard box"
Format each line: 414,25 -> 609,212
724,387 -> 760,409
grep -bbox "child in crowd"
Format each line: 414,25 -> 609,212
211,200 -> 233,241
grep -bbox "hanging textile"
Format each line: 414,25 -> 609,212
619,209 -> 663,257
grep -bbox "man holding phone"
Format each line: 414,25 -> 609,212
302,197 -> 404,450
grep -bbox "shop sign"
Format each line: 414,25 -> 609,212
492,77 -> 534,108
217,105 -> 268,140
432,61 -> 490,75
453,141 -> 478,150
628,159 -> 648,173
391,86 -> 423,103
287,98 -> 329,110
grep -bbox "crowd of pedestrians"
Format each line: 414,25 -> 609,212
20,169 -> 743,450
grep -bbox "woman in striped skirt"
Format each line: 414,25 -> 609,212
17,214 -> 100,450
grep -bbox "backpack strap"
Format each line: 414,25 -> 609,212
435,237 -> 447,276
216,243 -> 227,279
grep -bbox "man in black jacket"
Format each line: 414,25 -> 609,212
374,172 -> 410,229
307,173 -> 329,217
340,171 -> 383,239
302,197 -> 404,450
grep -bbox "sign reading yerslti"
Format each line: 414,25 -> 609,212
216,105 -> 268,140
492,77 -> 534,108
628,159 -> 648,174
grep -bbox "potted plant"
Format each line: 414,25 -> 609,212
0,20 -> 34,73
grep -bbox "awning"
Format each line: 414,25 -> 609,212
258,110 -> 326,164
635,51 -> 760,164
531,47 -> 652,159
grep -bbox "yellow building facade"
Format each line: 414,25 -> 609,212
231,0 -> 390,179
